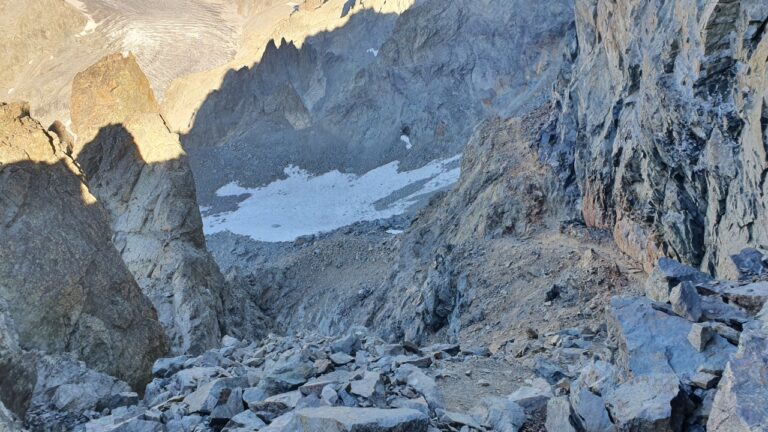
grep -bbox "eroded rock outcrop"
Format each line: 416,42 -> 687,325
69,53 -> 230,355
551,0 -> 768,276
0,102 -> 166,391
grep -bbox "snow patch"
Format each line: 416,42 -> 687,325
7,88 -> 14,95
204,155 -> 462,242
367,48 -> 379,57
400,134 -> 412,150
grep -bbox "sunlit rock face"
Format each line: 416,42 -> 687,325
550,0 -> 768,276
0,102 -> 167,390
70,54 -> 234,355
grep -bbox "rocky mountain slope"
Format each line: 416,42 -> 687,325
2,0 -> 768,431
0,101 -> 167,407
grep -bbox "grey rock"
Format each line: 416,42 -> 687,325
262,407 -> 428,432
507,378 -> 553,414
469,397 -> 525,432
250,391 -> 303,421
607,296 -> 735,378
689,372 -> 720,390
349,372 -> 384,399
152,356 -> 189,379
390,398 -> 429,417
225,410 -> 266,430
670,282 -> 703,322
394,365 -> 444,411
605,374 -> 685,432
0,102 -> 167,390
330,352 -> 355,366
688,323 -> 715,353
242,387 -> 268,410
723,282 -> 768,314
321,386 -> 339,406
646,259 -> 712,303
440,411 -> 482,430
728,248 -> 768,282
330,334 -> 361,355
183,377 -> 247,415
545,397 -> 577,432
708,329 -> 768,431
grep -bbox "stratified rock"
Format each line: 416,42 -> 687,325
707,329 -> 768,431
263,407 -> 428,432
0,102 -> 167,389
605,374 -> 686,432
70,53 -> 229,355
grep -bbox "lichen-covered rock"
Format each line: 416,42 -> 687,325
0,102 -> 166,390
70,53 -> 234,355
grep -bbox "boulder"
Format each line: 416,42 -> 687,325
727,248 -> 768,282
688,324 -> 715,353
723,282 -> 768,314
545,397 -> 577,432
183,377 -> 248,415
608,296 -> 735,378
226,410 -> 267,430
470,397 -> 525,432
262,407 -> 428,432
605,374 -> 686,432
393,365 -> 444,411
707,330 -> 768,431
507,378 -> 553,414
669,282 -> 702,322
349,372 -> 384,400
0,102 -> 167,390
646,258 -> 712,303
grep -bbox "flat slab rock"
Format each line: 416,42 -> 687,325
608,296 -> 736,379
262,407 -> 429,432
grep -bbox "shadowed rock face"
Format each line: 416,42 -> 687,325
549,0 -> 768,276
181,0 -> 574,208
0,102 -> 167,390
70,53 -> 231,355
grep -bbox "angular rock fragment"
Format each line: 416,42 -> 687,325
545,397 -> 577,432
670,282 -> 702,322
723,282 -> 768,314
707,330 -> 768,431
263,407 -> 428,432
646,258 -> 712,303
688,323 -> 715,352
507,378 -> 552,414
605,374 -> 686,432
470,397 -> 525,432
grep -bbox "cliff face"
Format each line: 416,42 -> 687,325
0,102 -> 167,390
552,0 -> 768,277
179,0 -> 574,206
70,54 -> 227,355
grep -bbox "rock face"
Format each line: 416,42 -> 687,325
69,53 -> 231,355
180,0 -> 574,207
550,0 -> 768,276
0,102 -> 166,390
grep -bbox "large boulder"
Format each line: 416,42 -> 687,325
70,53 -> 231,355
607,296 -> 735,379
0,102 -> 167,390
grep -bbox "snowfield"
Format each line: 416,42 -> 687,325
203,156 -> 462,242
